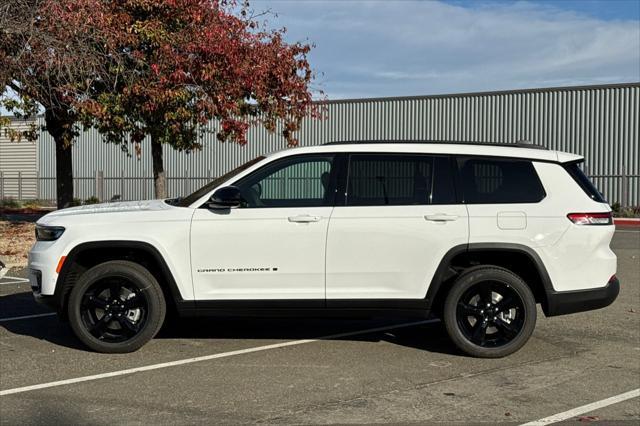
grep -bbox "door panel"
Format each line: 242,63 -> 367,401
326,204 -> 468,299
190,154 -> 336,300
326,153 -> 469,300
191,207 -> 332,299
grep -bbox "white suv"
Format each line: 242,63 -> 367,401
28,142 -> 619,357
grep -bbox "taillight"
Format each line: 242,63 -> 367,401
567,212 -> 613,225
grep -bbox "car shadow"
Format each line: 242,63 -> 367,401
1,290 -> 462,356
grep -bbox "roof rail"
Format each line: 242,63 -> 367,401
321,140 -> 548,150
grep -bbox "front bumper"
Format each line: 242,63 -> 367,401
544,275 -> 620,317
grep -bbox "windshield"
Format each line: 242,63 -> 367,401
175,156 -> 266,207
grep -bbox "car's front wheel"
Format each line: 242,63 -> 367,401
68,260 -> 166,353
443,266 -> 536,358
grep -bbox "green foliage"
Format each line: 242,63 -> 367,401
0,199 -> 55,209
0,198 -> 21,209
84,196 -> 100,205
0,96 -> 39,142
616,206 -> 640,218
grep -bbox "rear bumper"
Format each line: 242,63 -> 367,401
544,275 -> 620,317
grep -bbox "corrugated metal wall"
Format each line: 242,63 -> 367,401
27,82 -> 640,205
0,118 -> 38,199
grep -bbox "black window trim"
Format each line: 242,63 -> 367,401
230,153 -> 340,209
202,151 -> 555,209
562,159 -> 607,203
340,152 -> 458,207
454,155 -> 547,205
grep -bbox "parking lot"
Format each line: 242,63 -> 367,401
1,228 -> 638,425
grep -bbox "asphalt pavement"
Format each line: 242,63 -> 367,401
0,229 -> 638,425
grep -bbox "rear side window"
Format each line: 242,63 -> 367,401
457,157 -> 545,204
563,162 -> 607,203
346,154 -> 456,206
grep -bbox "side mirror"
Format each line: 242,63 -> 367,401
208,186 -> 241,209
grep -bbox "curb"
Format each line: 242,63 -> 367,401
614,218 -> 640,227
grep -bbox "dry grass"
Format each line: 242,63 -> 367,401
0,220 -> 36,268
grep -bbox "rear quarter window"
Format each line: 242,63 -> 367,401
563,161 -> 607,203
457,157 -> 546,204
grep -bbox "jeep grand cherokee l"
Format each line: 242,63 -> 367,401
28,141 -> 619,357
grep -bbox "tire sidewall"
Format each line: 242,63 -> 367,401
443,267 -> 537,358
68,261 -> 166,353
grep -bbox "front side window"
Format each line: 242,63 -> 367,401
457,157 -> 545,204
178,156 -> 266,207
346,154 -> 456,206
236,155 -> 334,208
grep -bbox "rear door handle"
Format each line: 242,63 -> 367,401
424,214 -> 459,222
288,215 -> 321,223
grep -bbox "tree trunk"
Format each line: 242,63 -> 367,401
44,109 -> 75,209
151,136 -> 167,199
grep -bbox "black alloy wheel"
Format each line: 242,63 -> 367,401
456,280 -> 525,348
443,266 -> 537,358
68,260 -> 166,353
80,277 -> 148,343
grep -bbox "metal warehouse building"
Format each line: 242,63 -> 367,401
1,82 -> 638,205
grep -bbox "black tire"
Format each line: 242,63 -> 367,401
68,260 -> 166,353
443,266 -> 536,358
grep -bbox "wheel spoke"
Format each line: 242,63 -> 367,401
87,296 -> 108,309
479,286 -> 492,305
471,320 -> 488,345
494,318 -> 520,339
123,293 -> 142,309
109,282 -> 123,301
89,313 -> 113,337
495,295 -> 516,312
117,316 -> 140,336
458,302 -> 481,317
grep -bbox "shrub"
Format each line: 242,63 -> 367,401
84,196 -> 100,205
0,198 -> 22,209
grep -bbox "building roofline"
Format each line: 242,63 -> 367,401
4,82 -> 638,118
315,82 -> 640,105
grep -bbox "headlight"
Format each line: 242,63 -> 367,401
35,225 -> 66,241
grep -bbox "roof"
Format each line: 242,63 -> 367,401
323,140 -> 548,150
274,141 -> 583,163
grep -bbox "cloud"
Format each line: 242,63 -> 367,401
256,0 -> 640,99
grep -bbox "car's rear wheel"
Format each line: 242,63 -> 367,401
68,260 -> 166,353
443,266 -> 536,358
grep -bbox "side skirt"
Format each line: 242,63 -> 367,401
177,299 -> 433,319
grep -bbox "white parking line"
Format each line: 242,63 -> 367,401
1,276 -> 29,282
0,319 -> 438,396
0,312 -> 56,323
520,388 -> 640,425
0,280 -> 29,286
3,275 -> 29,282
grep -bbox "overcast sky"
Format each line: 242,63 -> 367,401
253,0 -> 640,99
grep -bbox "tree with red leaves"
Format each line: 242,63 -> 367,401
2,0 -> 318,204
1,0 -> 132,208
76,0 -> 318,198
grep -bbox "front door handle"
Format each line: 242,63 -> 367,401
288,215 -> 321,223
424,214 -> 459,222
